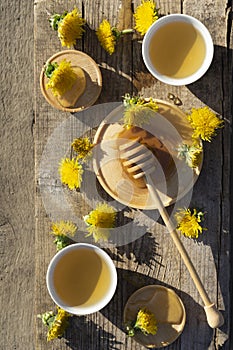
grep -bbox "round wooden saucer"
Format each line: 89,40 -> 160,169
93,100 -> 202,209
123,285 -> 186,348
40,50 -> 102,113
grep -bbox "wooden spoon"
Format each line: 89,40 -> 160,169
119,139 -> 224,329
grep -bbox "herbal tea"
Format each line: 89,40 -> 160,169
149,21 -> 206,78
53,248 -> 112,307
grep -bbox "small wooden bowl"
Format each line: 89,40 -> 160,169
93,100 -> 202,209
123,285 -> 186,348
40,50 -> 102,113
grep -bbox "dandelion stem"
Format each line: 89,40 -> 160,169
121,29 -> 134,35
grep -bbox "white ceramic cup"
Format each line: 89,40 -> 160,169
142,14 -> 214,86
46,243 -> 117,315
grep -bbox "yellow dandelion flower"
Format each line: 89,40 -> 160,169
50,220 -> 77,250
96,20 -> 133,54
123,105 -> 155,129
175,208 -> 206,239
59,158 -> 83,190
45,59 -> 77,97
84,203 -> 116,242
177,142 -> 203,168
57,8 -> 85,47
47,307 -> 70,341
85,203 -> 116,229
126,307 -> 157,336
134,0 -> 159,35
187,107 -> 223,142
38,307 -> 71,342
86,226 -> 110,242
51,220 -> 77,237
96,19 -> 116,55
72,137 -> 94,160
123,94 -> 158,128
135,308 -> 157,335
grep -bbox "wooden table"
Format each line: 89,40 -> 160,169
34,1 -> 232,349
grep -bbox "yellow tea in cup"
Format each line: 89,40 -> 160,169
142,14 -> 214,85
46,243 -> 117,315
149,21 -> 206,79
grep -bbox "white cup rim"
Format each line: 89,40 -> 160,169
46,243 -> 117,315
142,14 -> 214,86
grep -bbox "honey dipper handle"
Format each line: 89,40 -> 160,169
146,177 -> 224,328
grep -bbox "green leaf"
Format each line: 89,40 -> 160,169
54,235 -> 72,251
44,62 -> 58,79
49,11 -> 68,31
39,311 -> 56,327
125,322 -> 135,337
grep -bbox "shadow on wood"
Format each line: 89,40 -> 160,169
187,45 -> 232,115
63,268 -> 218,350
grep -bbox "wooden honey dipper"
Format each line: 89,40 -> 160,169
119,138 -> 224,329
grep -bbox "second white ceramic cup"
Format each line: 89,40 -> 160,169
46,243 -> 117,315
142,14 -> 214,86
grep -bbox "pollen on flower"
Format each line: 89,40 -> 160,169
122,94 -> 159,128
134,0 -> 159,35
51,220 -> 77,237
72,137 -> 94,160
46,59 -> 77,97
38,307 -> 71,341
175,208 -> 206,239
59,157 -> 83,190
96,19 -> 116,55
134,307 -> 158,335
84,203 -> 116,242
46,307 -> 71,341
57,8 -> 85,47
187,107 -> 223,142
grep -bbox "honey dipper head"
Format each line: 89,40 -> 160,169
119,139 -> 156,180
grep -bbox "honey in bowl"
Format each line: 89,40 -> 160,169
149,21 -> 206,79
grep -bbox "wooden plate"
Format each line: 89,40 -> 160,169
123,285 -> 186,348
93,100 -> 202,209
40,50 -> 102,112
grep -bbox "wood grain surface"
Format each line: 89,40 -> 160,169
34,1 -> 232,349
1,0 -> 231,349
0,1 -> 35,349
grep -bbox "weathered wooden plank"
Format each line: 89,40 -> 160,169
183,1 -> 232,348
0,0 -> 35,349
34,1 -> 81,349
